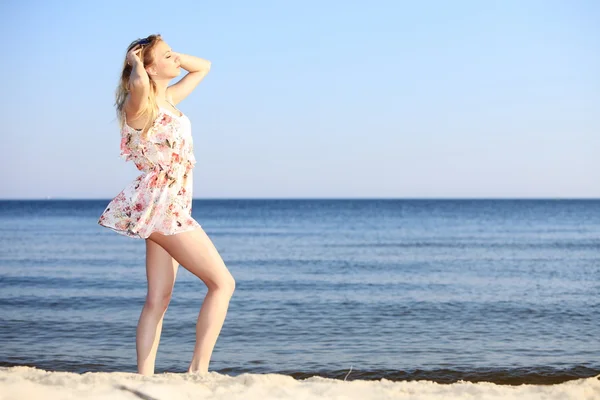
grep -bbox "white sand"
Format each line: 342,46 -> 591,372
0,366 -> 598,400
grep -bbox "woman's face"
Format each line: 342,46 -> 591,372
147,40 -> 181,80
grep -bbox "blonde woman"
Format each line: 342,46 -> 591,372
98,34 -> 235,376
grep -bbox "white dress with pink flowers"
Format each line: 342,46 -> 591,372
97,106 -> 201,239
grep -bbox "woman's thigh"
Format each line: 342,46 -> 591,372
145,239 -> 179,299
147,228 -> 234,290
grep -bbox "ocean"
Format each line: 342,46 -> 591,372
1,199 -> 599,399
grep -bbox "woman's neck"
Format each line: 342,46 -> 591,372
153,78 -> 170,101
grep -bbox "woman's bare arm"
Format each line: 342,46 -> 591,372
167,53 -> 211,104
124,47 -> 150,120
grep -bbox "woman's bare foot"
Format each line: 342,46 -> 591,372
187,366 -> 208,374
187,359 -> 208,374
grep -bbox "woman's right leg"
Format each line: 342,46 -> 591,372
147,227 -> 235,374
137,239 -> 179,375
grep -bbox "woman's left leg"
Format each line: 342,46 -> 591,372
136,239 -> 179,375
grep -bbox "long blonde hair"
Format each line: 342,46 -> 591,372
115,34 -> 162,139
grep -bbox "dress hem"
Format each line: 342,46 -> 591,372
97,220 -> 201,240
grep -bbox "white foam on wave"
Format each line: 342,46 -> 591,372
1,366 -> 598,400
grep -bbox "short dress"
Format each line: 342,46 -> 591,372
98,105 -> 201,239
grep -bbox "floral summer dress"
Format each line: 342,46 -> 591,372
97,103 -> 201,239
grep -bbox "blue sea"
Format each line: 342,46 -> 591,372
1,199 -> 599,387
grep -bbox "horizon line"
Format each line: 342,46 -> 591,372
1,197 -> 599,201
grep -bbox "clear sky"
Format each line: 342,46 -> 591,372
1,0 -> 598,199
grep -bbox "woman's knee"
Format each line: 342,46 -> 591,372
227,274 -> 236,295
145,290 -> 173,312
208,272 -> 235,296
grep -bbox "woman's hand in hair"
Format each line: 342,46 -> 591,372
126,46 -> 143,67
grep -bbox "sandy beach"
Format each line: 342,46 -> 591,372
1,366 -> 599,400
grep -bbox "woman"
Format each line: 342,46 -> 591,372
98,34 -> 235,376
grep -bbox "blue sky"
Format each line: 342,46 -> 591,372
1,0 -> 598,199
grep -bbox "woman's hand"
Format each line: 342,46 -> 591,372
126,46 -> 143,66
